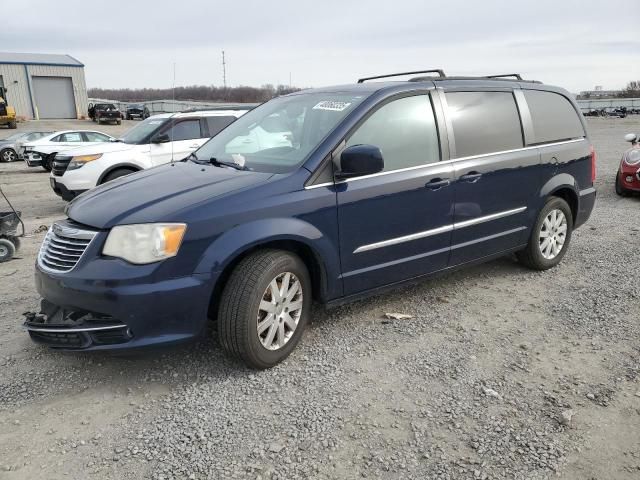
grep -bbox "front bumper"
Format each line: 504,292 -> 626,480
28,261 -> 215,351
50,176 -> 85,201
619,164 -> 640,192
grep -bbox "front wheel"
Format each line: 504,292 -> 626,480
41,154 -> 54,172
101,168 -> 136,184
517,197 -> 573,270
218,250 -> 311,369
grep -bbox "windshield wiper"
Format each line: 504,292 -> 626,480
209,157 -> 247,170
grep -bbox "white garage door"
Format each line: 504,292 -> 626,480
32,76 -> 77,119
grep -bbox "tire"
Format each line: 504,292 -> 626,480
8,120 -> 17,129
0,238 -> 16,262
41,153 -> 54,172
7,236 -> 20,251
615,170 -> 631,197
117,119 -> 122,125
517,197 -> 573,271
1,148 -> 17,162
101,168 -> 136,184
218,249 -> 311,369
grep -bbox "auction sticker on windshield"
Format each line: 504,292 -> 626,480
312,101 -> 352,112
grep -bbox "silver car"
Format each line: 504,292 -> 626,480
0,131 -> 52,162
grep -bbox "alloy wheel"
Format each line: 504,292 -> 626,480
2,150 -> 16,162
539,209 -> 567,260
257,272 -> 303,350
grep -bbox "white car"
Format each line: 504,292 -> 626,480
50,110 -> 248,201
23,130 -> 114,171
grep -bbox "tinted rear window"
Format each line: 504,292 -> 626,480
445,91 -> 523,158
523,90 -> 585,144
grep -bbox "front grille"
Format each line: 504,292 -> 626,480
29,330 -> 89,348
38,221 -> 97,273
52,155 -> 72,176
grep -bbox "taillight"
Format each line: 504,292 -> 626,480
590,145 -> 596,184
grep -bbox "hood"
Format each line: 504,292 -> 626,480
57,142 -> 136,156
66,161 -> 274,229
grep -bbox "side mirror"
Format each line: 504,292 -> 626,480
624,133 -> 638,144
151,133 -> 170,144
336,144 -> 384,179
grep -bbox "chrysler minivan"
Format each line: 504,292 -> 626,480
25,70 -> 596,368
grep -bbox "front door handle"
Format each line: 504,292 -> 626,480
425,178 -> 451,190
188,144 -> 200,149
459,171 -> 482,183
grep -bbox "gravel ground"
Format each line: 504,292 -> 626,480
0,117 -> 639,480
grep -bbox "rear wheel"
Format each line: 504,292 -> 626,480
615,170 -> 631,197
101,168 -> 136,184
0,148 -> 17,162
0,238 -> 16,262
218,249 -> 311,369
517,197 -> 573,270
8,120 -> 16,129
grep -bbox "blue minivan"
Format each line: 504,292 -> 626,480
26,71 -> 596,368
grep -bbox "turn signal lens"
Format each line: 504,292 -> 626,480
590,145 -> 596,184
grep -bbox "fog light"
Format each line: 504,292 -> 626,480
626,175 -> 634,182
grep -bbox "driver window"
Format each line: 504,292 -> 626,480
346,95 -> 440,172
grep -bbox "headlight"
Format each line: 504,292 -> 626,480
67,153 -> 103,170
103,223 -> 187,264
624,149 -> 640,166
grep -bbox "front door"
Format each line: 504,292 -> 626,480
150,118 -> 205,166
443,90 -> 540,266
337,94 -> 454,296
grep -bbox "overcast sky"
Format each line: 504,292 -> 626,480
2,0 -> 639,93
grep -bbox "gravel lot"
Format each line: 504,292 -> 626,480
0,117 -> 639,480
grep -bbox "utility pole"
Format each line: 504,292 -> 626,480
222,50 -> 227,89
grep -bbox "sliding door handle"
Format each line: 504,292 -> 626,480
425,178 -> 451,190
459,171 -> 482,183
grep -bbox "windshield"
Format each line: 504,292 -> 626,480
1,132 -> 25,141
119,117 -> 168,144
191,92 -> 365,173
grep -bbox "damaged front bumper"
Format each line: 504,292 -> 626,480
24,301 -> 133,349
29,260 -> 216,351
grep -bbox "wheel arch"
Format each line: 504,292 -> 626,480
97,163 -> 141,185
540,173 -> 580,223
198,218 -> 339,319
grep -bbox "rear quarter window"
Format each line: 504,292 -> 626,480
523,90 -> 585,144
445,91 -> 523,158
205,116 -> 237,137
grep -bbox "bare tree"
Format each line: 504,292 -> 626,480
618,81 -> 640,98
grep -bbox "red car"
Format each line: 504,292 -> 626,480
616,133 -> 640,196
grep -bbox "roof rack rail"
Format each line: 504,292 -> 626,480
485,74 -> 523,80
357,69 -> 446,83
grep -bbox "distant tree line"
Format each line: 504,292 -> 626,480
618,80 -> 640,98
87,84 -> 301,103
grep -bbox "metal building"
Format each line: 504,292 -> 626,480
0,52 -> 88,120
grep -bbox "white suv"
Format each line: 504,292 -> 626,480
50,109 -> 248,200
